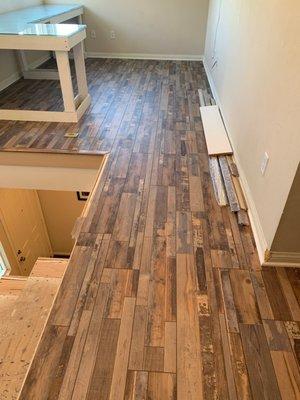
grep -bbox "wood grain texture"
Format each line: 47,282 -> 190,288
0,59 -> 296,399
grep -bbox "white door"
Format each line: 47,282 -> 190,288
0,189 -> 52,275
0,243 -> 10,277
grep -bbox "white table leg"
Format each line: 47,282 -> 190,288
77,14 -> 87,59
16,50 -> 29,74
73,42 -> 88,101
55,50 -> 75,112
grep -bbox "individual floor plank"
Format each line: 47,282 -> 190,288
209,156 -> 228,206
251,271 -> 274,320
19,325 -> 68,400
143,346 -> 164,372
228,332 -> 253,400
270,351 -> 300,400
87,318 -> 120,400
176,253 -> 203,399
124,371 -> 148,400
147,372 -> 176,400
128,305 -> 148,370
109,297 -> 136,400
240,324 -> 281,400
71,284 -> 110,400
276,268 -> 300,322
262,267 -> 293,321
229,269 -> 261,324
219,156 -> 240,212
164,321 -> 176,373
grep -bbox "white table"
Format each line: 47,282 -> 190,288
0,5 -> 90,123
0,4 -> 84,80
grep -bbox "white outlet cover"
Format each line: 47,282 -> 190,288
261,152 -> 269,175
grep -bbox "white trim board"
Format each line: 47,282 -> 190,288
0,53 -> 51,93
199,105 -> 233,156
203,57 -> 268,264
86,52 -> 204,61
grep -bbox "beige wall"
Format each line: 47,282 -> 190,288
45,0 -> 209,57
0,0 -> 48,88
271,164 -> 300,254
38,190 -> 85,255
204,0 -> 300,259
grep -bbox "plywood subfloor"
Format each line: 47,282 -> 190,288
0,59 -> 299,399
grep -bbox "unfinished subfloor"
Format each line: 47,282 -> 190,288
0,59 -> 299,399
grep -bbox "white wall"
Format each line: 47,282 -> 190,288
45,0 -> 209,58
38,190 -> 85,255
0,0 -> 48,90
204,0 -> 300,260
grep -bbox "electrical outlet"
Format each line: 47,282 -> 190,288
90,30 -> 96,39
260,152 -> 269,175
110,30 -> 116,39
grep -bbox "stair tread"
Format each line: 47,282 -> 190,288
0,257 -> 68,399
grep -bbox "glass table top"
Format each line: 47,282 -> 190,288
19,24 -> 86,37
0,4 -> 84,37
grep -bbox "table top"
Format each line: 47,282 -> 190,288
0,4 -> 84,37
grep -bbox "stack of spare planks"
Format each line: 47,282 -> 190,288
199,89 -> 249,226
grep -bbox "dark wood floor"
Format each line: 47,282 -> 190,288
0,59 -> 300,399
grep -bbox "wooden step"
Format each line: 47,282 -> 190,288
0,276 -> 27,297
0,258 -> 68,399
30,257 -> 68,279
0,277 -> 27,317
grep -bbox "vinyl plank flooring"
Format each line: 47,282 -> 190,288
0,59 -> 293,400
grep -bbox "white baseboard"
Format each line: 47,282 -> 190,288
265,251 -> 300,265
203,57 -> 267,264
0,71 -> 21,93
28,53 -> 51,70
0,53 -> 51,93
86,52 -> 203,61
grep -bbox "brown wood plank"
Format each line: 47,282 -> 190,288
229,269 -> 261,324
143,346 -> 164,372
219,156 -> 240,212
124,370 -> 148,400
240,324 -> 281,400
271,351 -> 300,400
72,283 -> 110,400
262,267 -> 293,321
209,156 -> 228,206
129,305 -> 148,370
87,318 -> 120,400
164,321 -> 176,373
177,253 -> 203,399
109,297 -> 136,400
147,372 -> 176,400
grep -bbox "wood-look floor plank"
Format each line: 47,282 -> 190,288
240,324 -> 281,400
177,253 -> 203,399
109,297 -> 136,400
87,318 -> 120,400
229,269 -> 261,324
147,372 -> 176,400
124,371 -> 148,400
71,284 -> 110,400
164,321 -> 176,373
